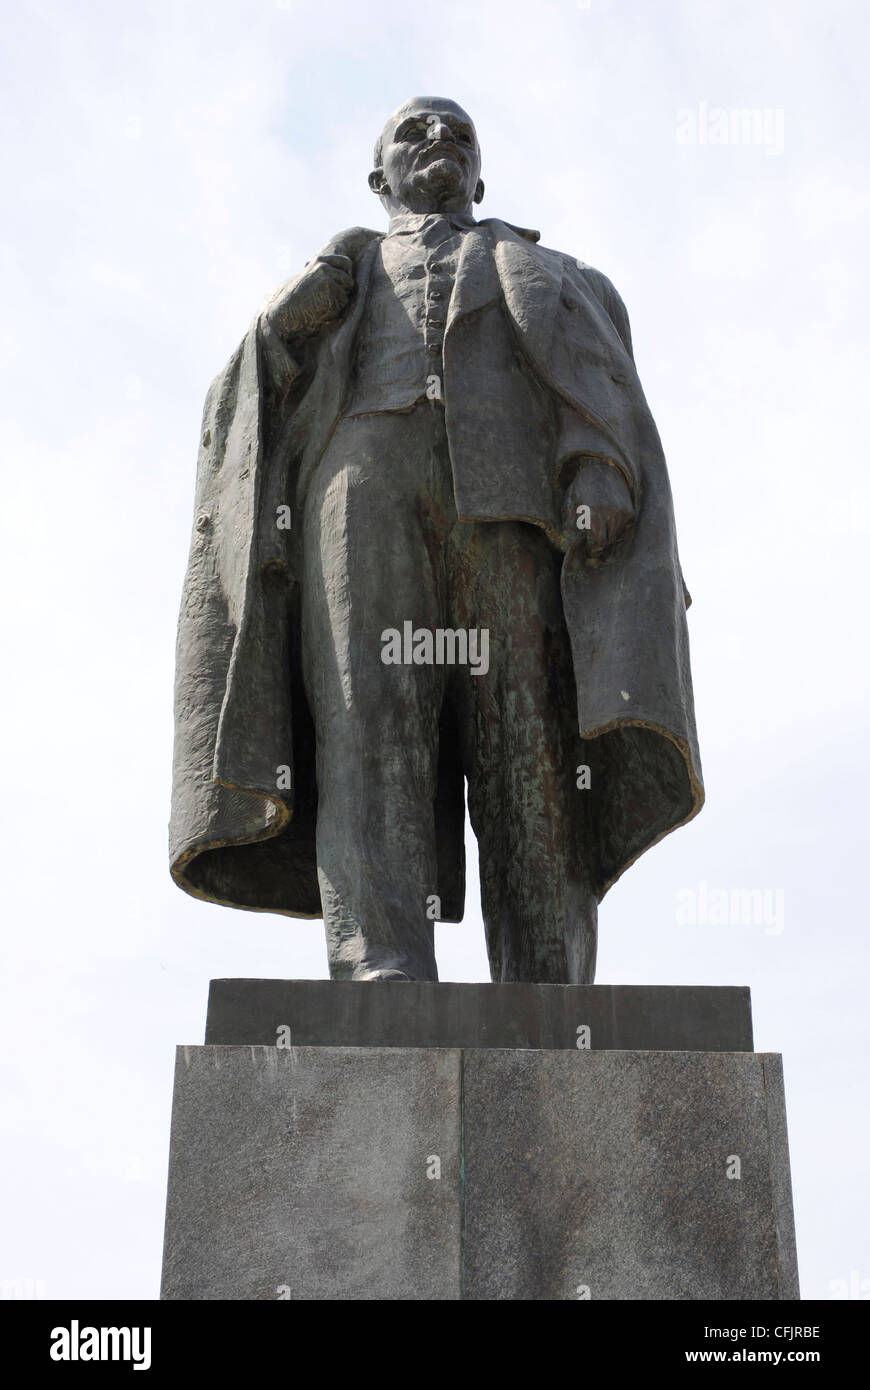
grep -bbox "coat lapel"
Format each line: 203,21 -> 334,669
486,218 -> 562,367
326,236 -> 381,387
446,223 -> 501,333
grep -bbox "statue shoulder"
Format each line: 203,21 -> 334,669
314,225 -> 383,263
560,256 -> 634,358
564,255 -> 619,301
502,220 -> 541,243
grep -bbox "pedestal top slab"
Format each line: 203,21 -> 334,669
204,980 -> 753,1052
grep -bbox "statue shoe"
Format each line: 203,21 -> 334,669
357,967 -> 414,981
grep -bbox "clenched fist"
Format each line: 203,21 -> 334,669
264,254 -> 354,344
562,457 -> 635,566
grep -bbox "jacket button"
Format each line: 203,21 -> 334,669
195,512 -> 211,531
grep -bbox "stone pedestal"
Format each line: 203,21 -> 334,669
161,983 -> 798,1301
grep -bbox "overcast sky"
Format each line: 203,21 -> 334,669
1,0 -> 868,1301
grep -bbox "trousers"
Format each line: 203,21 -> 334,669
300,400 -> 598,983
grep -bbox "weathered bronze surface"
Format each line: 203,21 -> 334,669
170,98 -> 703,982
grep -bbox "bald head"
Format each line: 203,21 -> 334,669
369,97 -> 484,218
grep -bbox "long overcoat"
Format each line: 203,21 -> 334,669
169,218 -> 704,918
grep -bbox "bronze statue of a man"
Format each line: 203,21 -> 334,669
170,97 -> 704,983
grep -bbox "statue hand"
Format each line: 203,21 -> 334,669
264,254 -> 354,344
562,458 -> 635,565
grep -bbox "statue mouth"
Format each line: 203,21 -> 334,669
418,143 -> 463,168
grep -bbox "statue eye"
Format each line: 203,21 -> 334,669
396,120 -> 428,142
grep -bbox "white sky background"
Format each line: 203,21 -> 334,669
1,0 -> 867,1301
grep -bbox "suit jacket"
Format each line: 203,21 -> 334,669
169,218 -> 704,918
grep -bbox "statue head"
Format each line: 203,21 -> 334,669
369,97 -> 484,218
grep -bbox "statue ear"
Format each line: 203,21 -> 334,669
368,168 -> 386,195
473,178 -> 485,205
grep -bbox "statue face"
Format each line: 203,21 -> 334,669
370,98 -> 484,215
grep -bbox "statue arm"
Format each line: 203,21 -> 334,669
600,278 -> 634,361
560,454 -> 635,565
255,252 -> 352,403
255,227 -> 380,397
565,263 -> 692,603
570,260 -> 635,362
558,260 -> 638,561
257,297 -> 305,394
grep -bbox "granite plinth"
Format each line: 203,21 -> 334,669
161,1037 -> 798,1300
161,1045 -> 460,1301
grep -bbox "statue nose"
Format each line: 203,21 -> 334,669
427,121 -> 451,142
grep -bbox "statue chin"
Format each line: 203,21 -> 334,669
411,160 -> 465,206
